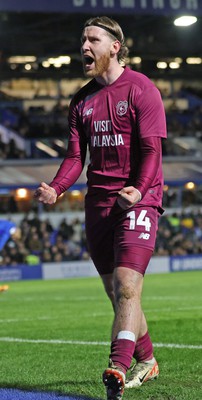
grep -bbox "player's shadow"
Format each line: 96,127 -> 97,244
0,381 -> 103,400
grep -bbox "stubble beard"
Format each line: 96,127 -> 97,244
83,52 -> 111,78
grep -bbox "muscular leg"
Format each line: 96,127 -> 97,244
100,206 -> 159,394
101,267 -> 156,395
112,267 -> 143,340
102,269 -> 146,339
101,269 -> 153,360
101,267 -> 143,377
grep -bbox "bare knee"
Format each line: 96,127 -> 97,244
115,282 -> 139,304
114,268 -> 143,305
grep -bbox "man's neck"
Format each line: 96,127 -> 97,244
96,65 -> 125,86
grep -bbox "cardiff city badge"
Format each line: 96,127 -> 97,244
116,100 -> 128,116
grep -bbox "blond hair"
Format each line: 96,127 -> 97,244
84,16 -> 129,63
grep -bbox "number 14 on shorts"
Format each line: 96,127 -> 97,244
127,210 -> 151,232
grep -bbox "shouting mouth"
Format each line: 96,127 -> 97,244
83,55 -> 94,69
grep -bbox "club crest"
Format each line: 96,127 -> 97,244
116,100 -> 128,116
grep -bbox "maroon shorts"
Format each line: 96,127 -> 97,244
85,204 -> 159,276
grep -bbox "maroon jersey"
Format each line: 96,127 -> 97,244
50,66 -> 167,209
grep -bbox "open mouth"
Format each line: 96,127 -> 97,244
84,56 -> 94,65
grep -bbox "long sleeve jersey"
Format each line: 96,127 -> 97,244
50,66 -> 167,209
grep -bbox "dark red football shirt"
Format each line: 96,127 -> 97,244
50,66 -> 167,208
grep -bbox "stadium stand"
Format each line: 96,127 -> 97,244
0,87 -> 202,159
0,5 -> 201,268
0,208 -> 202,266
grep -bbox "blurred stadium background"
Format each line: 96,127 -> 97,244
0,2 -> 202,400
0,0 -> 202,277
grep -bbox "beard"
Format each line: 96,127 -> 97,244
83,52 -> 111,78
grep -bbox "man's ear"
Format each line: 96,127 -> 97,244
110,40 -> 121,56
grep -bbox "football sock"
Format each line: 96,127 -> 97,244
133,331 -> 153,362
110,331 -> 136,374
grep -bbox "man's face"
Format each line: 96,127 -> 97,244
81,26 -> 113,78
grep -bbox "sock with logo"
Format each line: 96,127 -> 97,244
133,331 -> 153,362
110,331 -> 136,374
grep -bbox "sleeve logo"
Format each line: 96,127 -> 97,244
83,107 -> 93,117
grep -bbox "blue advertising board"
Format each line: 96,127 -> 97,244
0,264 -> 42,282
170,255 -> 202,272
0,0 -> 201,15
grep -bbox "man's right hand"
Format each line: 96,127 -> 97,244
34,182 -> 57,204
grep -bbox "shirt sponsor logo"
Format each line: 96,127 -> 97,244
116,100 -> 128,116
92,119 -> 124,147
94,120 -> 112,132
91,134 -> 124,147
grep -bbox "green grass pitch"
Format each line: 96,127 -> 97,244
0,270 -> 201,400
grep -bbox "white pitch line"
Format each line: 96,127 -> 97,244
85,305 -> 202,316
154,343 -> 202,349
144,305 -> 202,313
0,316 -> 52,323
0,337 -> 201,350
1,304 -> 202,323
0,337 -> 109,346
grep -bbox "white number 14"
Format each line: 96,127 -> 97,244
127,210 -> 151,231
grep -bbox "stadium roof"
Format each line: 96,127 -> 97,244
0,4 -> 202,80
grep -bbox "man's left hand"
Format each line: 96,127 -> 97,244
117,186 -> 141,210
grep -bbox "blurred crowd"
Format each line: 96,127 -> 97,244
0,87 -> 202,159
0,215 -> 89,267
0,209 -> 202,267
154,209 -> 202,256
0,100 -> 69,159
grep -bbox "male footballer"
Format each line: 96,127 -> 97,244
35,16 -> 167,400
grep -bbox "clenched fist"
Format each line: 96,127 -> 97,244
117,186 -> 142,210
34,182 -> 57,204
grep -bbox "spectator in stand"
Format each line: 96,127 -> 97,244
58,218 -> 74,240
1,211 -> 202,266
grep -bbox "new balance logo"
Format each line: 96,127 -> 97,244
83,107 -> 93,116
138,233 -> 150,240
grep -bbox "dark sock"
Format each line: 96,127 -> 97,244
133,331 -> 153,362
110,338 -> 136,374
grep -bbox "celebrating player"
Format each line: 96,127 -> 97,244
35,16 -> 167,400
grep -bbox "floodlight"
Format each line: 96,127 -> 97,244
174,16 -> 197,26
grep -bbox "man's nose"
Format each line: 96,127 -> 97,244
81,40 -> 90,52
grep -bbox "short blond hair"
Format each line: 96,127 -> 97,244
84,16 -> 129,63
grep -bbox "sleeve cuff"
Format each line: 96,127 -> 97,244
135,188 -> 142,201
